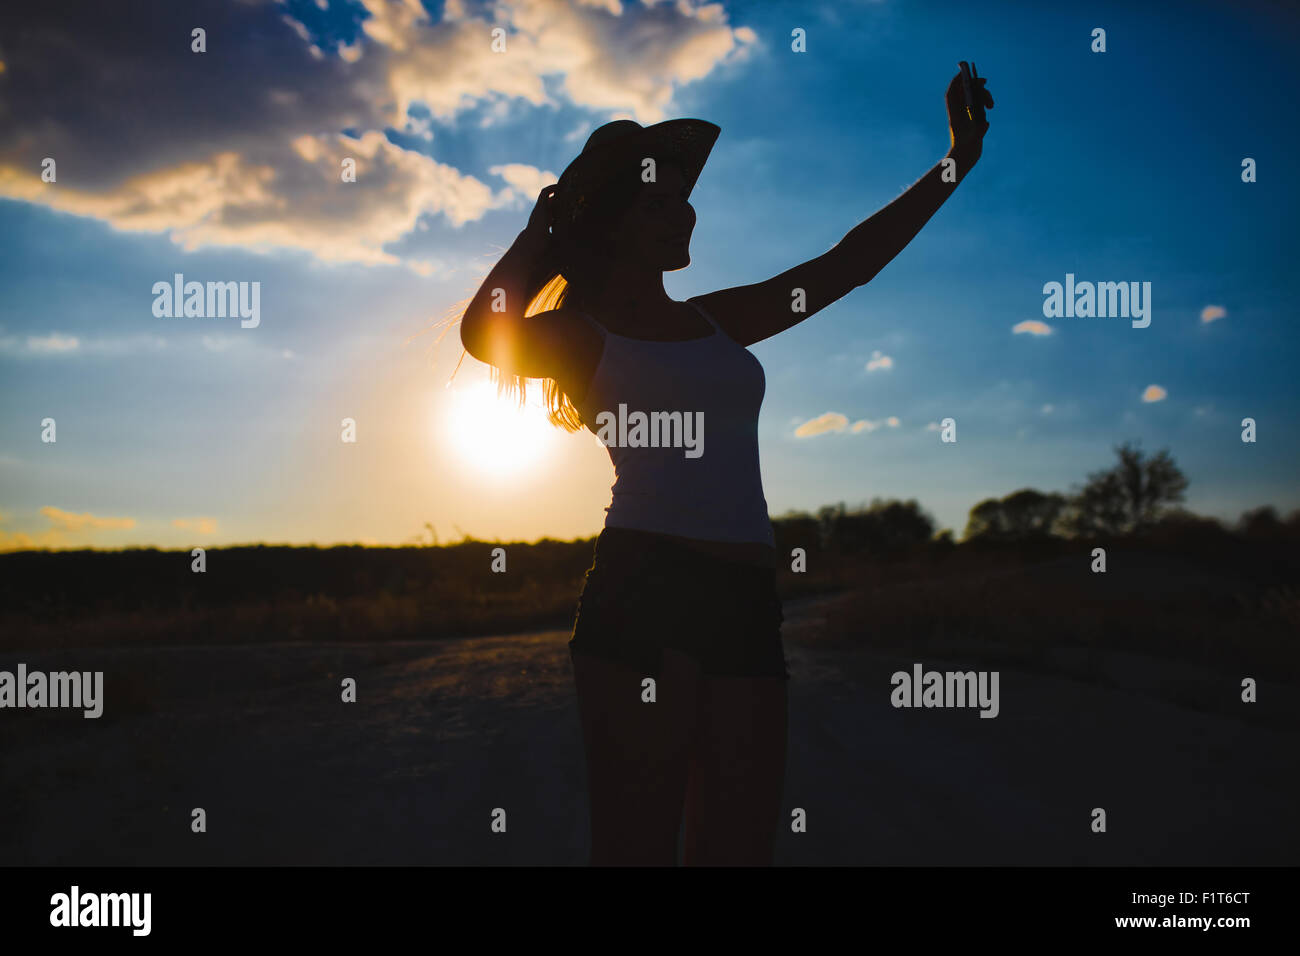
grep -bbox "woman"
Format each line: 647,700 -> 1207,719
459,66 -> 993,865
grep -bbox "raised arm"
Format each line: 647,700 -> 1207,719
459,185 -> 560,376
693,67 -> 994,347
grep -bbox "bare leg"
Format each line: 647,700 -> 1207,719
682,673 -> 788,866
571,648 -> 702,865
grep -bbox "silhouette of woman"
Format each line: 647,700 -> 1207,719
459,66 -> 993,865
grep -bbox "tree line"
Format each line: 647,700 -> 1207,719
772,440 -> 1300,556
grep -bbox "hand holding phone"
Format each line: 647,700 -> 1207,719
959,61 -> 975,122
947,61 -> 994,156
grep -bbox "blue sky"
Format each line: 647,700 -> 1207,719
1,0 -> 1297,550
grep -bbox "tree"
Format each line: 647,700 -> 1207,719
816,502 -> 846,551
829,498 -> 935,555
771,510 -> 820,554
964,497 -> 1005,540
963,488 -> 1066,541
1001,489 -> 1067,536
1238,506 -> 1282,537
1061,441 -> 1188,536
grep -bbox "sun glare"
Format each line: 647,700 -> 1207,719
445,380 -> 558,476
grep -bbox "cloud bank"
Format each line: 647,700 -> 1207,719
0,0 -> 757,269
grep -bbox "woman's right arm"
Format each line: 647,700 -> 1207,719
460,185 -> 603,398
459,186 -> 558,371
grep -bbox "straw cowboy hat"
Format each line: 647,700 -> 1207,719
550,118 -> 721,235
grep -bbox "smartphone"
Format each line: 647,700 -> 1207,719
958,61 -> 975,120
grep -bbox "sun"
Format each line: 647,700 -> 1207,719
444,379 -> 559,476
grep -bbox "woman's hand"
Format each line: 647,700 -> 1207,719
524,184 -> 559,242
946,62 -> 993,161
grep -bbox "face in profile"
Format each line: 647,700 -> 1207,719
607,163 -> 696,273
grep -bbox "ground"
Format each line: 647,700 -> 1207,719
4,592 -> 1296,865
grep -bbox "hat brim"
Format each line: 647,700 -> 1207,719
554,118 -> 720,228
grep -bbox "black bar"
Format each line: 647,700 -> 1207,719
6,866 -> 1288,942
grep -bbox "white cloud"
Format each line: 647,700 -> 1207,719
490,162 -> 562,205
26,333 -> 80,353
849,415 -> 900,432
1013,320 -> 1053,336
172,517 -> 219,534
865,349 -> 893,372
795,412 -> 848,437
402,113 -> 435,140
357,0 -> 758,130
40,506 -> 136,532
0,333 -> 167,358
0,0 -> 756,268
0,506 -> 139,550
2,136 -> 503,268
799,412 -> 899,437
1141,384 -> 1167,403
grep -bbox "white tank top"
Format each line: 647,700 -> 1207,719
572,298 -> 775,546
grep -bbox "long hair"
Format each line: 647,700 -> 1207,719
451,155 -> 685,432
499,267 -> 586,432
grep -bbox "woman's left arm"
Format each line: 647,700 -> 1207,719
694,67 -> 993,347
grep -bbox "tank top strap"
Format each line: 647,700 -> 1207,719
570,308 -> 607,334
685,297 -> 723,333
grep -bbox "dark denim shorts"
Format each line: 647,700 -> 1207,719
569,527 -> 790,680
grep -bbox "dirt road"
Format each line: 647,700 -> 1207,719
3,594 -> 1295,865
